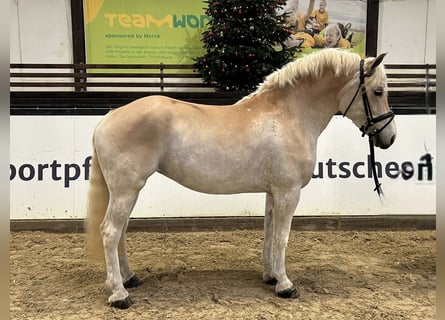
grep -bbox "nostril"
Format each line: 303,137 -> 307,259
390,134 -> 396,145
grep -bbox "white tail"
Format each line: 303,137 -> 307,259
85,145 -> 109,262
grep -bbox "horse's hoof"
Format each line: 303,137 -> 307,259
110,296 -> 133,309
277,286 -> 300,299
124,275 -> 141,288
264,277 -> 278,285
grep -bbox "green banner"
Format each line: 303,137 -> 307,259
84,0 -> 208,64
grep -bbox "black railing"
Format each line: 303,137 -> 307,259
10,63 -> 436,115
384,64 -> 436,114
10,63 -> 208,91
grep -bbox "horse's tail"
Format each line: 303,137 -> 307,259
85,140 -> 108,262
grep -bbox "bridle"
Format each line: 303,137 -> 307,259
343,60 -> 395,137
343,59 -> 395,197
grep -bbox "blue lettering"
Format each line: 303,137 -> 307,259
38,163 -> 49,180
326,159 -> 337,178
401,161 -> 414,180
418,153 -> 433,180
19,164 -> 35,181
64,164 -> 80,188
10,157 -> 92,188
312,162 -> 323,178
385,162 -> 400,178
338,162 -> 351,178
9,154 -> 434,187
10,164 -> 16,180
352,162 -> 365,178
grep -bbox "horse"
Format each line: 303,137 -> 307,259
85,49 -> 396,309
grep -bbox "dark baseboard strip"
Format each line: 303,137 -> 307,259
10,215 -> 436,233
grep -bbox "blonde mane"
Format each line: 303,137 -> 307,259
238,49 -> 363,103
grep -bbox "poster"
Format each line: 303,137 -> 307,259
84,0 -> 367,65
84,0 -> 208,65
280,0 -> 367,58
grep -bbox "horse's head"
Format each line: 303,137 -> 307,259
339,53 -> 397,149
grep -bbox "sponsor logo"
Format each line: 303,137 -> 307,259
10,153 -> 433,188
104,13 -> 209,29
312,153 -> 433,181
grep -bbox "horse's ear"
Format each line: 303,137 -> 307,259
370,52 -> 387,70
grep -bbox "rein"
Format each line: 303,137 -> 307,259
343,59 -> 395,198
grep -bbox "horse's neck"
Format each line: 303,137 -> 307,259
267,77 -> 346,138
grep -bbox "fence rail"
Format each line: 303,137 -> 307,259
10,63 -> 208,91
10,63 -> 436,115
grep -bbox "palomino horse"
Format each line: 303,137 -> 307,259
86,49 -> 396,308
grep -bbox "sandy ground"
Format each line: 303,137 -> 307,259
10,229 -> 435,320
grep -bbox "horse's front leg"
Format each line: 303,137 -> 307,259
262,193 -> 276,284
270,187 -> 301,298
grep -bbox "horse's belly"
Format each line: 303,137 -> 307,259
165,175 -> 265,194
158,155 -> 268,194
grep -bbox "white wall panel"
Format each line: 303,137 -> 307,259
378,0 -> 435,63
10,0 -> 73,63
10,115 -> 436,219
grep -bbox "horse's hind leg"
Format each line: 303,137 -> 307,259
119,221 -> 141,288
101,188 -> 141,309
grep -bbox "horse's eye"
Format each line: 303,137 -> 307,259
374,89 -> 383,96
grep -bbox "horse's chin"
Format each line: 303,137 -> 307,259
373,132 -> 396,150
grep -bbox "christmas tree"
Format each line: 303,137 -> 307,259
194,0 -> 295,92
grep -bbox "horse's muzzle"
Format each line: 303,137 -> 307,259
374,132 -> 396,149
